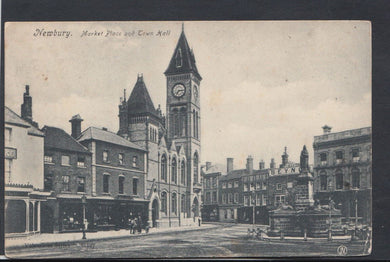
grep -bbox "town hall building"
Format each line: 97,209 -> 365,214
117,26 -> 202,227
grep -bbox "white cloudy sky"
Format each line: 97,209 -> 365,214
5,21 -> 371,170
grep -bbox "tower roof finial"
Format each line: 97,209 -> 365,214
182,22 -> 184,33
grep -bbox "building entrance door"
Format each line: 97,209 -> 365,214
152,199 -> 159,228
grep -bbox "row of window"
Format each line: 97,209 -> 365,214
319,168 -> 362,191
221,180 -> 239,189
102,174 -> 138,195
160,192 -> 186,215
44,174 -> 86,192
171,107 -> 187,137
160,155 -> 186,185
319,147 -> 371,166
243,181 -> 268,191
242,174 -> 268,182
149,126 -> 158,142
103,151 -> 138,167
243,194 -> 268,206
204,177 -> 218,189
44,154 -> 86,168
205,191 -> 217,203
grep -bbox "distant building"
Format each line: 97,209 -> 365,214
4,86 -> 48,234
41,124 -> 92,233
312,126 -> 372,225
201,162 -> 222,222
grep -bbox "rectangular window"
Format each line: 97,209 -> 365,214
256,182 -> 261,190
119,176 -> 125,194
276,183 -> 282,190
77,177 -> 85,192
132,156 -> 138,168
275,195 -> 285,204
262,181 -> 267,190
222,194 -> 227,204
320,153 -> 327,165
336,151 -> 343,164
320,175 -> 327,191
62,175 -> 70,191
234,193 -> 238,203
256,194 -> 261,206
5,127 -> 12,143
206,192 -> 211,203
244,196 -> 249,206
103,150 -> 109,162
228,182 -> 232,188
44,155 -> 53,163
133,178 -> 138,195
222,182 -> 226,189
262,195 -> 268,206
212,191 -> 217,203
336,173 -> 343,190
103,174 -> 109,193
77,156 -> 85,168
119,153 -> 124,165
287,182 -> 293,188
244,183 -> 249,192
212,178 -> 217,188
352,149 -> 360,163
234,181 -> 239,188
61,155 -> 70,166
206,178 -> 210,188
228,193 -> 233,204
44,173 -> 53,191
250,182 -> 255,191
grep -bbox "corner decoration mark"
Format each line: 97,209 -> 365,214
337,245 -> 348,256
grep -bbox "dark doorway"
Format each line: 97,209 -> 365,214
152,199 -> 159,228
40,203 -> 54,233
5,200 -> 26,233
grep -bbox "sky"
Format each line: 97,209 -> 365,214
5,21 -> 371,171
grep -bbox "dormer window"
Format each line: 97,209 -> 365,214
175,48 -> 182,68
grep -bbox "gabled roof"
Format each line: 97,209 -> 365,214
164,29 -> 202,80
127,75 -> 160,118
219,169 -> 247,181
43,126 -> 90,154
5,106 -> 44,137
78,127 -> 146,152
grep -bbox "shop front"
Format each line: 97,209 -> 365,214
201,204 -> 219,222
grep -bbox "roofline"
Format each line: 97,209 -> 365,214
43,125 -> 90,152
44,145 -> 92,154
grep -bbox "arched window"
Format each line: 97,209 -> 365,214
320,171 -> 327,191
193,153 -> 199,183
352,167 -> 360,189
161,191 -> 167,214
335,169 -> 343,190
195,111 -> 199,139
171,157 -> 177,184
172,193 -> 177,214
181,160 -> 186,185
172,108 -> 179,137
181,194 -> 186,213
161,154 -> 167,181
180,107 -> 187,137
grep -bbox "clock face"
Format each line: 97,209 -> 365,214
193,85 -> 199,99
172,84 -> 186,98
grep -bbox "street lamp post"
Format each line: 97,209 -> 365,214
81,194 -> 87,240
252,191 -> 255,231
328,197 -> 334,241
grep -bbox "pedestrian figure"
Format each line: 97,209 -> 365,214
133,218 -> 138,234
129,218 -> 134,234
198,217 -> 201,227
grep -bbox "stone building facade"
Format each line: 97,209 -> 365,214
312,126 -> 372,225
117,26 -> 202,227
4,86 -> 48,235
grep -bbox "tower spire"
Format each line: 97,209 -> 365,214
182,22 -> 184,33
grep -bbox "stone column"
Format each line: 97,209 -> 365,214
24,200 -> 29,233
31,201 -> 35,233
37,201 -> 41,232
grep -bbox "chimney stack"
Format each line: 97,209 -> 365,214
259,160 -> 265,170
322,125 -> 332,134
69,114 -> 83,139
246,155 -> 253,174
21,85 -> 33,123
227,158 -> 234,173
206,162 -> 212,171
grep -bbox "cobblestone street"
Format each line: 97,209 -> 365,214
5,223 -> 369,258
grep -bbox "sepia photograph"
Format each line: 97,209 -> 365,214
4,21 -> 371,258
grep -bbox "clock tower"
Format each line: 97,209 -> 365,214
164,25 -> 202,215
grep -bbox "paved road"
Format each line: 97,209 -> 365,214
5,224 -> 369,258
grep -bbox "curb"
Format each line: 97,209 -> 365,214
6,224 -> 225,250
